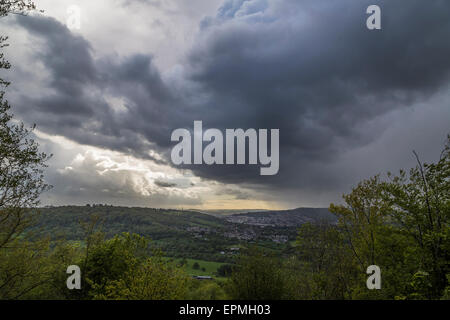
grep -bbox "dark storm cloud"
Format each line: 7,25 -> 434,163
13,0 -> 450,198
15,14 -> 177,162
180,0 -> 450,189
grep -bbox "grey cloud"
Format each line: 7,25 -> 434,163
10,0 -> 450,206
180,0 -> 450,190
15,14 -> 175,163
154,180 -> 177,188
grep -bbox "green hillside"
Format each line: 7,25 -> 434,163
31,206 -> 238,262
29,206 -> 337,263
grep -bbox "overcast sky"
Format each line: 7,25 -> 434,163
1,0 -> 449,209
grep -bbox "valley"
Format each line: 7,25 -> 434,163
31,205 -> 336,277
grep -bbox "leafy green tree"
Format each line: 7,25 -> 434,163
226,247 -> 286,300
328,176 -> 420,299
330,176 -> 390,270
383,136 -> 449,299
216,264 -> 233,277
0,100 -> 51,247
102,256 -> 188,300
179,258 -> 187,267
72,232 -> 188,300
187,280 -> 228,300
293,222 -> 357,299
82,233 -> 149,299
0,239 -> 53,299
0,0 -> 50,251
0,1 -> 53,299
40,240 -> 83,300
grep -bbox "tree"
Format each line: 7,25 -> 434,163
79,233 -> 188,300
330,176 -> 390,271
329,176 -> 421,299
293,222 -> 357,299
81,233 -> 149,299
216,264 -> 233,277
226,247 -> 286,300
1,1 -> 37,84
103,256 -> 188,300
0,0 -> 53,299
0,1 -> 36,17
0,87 -> 52,249
0,0 -> 48,249
0,238 -> 52,299
323,137 -> 449,299
383,136 -> 450,299
187,280 -> 228,300
329,176 -> 409,298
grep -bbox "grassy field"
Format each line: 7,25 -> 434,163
165,257 -> 226,278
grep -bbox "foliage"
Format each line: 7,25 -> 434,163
382,138 -> 450,298
187,280 -> 228,300
0,1 -> 52,298
292,222 -> 357,299
0,238 -> 52,299
293,137 -> 449,300
0,4 -> 448,298
0,1 -> 36,17
226,246 -> 287,300
100,255 -> 188,300
216,264 -> 233,277
51,232 -> 189,300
